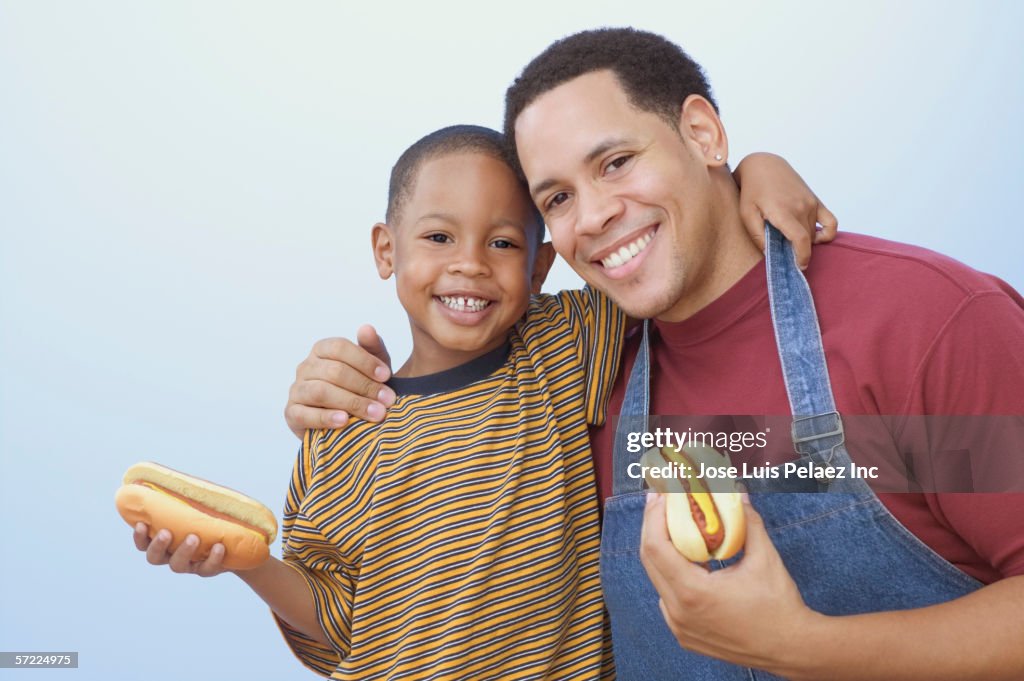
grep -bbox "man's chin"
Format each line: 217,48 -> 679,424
605,286 -> 679,320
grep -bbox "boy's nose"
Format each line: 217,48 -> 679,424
447,246 -> 491,277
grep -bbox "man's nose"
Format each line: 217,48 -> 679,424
575,184 -> 623,237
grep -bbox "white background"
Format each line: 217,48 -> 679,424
1,1 -> 1022,679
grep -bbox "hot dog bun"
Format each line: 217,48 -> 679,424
115,461 -> 277,570
640,445 -> 747,562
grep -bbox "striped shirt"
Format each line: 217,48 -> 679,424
276,288 -> 626,680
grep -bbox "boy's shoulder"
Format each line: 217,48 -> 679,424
517,287 -> 611,337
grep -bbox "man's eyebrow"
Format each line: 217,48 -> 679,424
529,137 -> 631,200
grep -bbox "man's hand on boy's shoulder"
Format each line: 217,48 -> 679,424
284,325 -> 396,437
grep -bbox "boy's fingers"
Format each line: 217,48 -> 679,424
146,529 -> 173,565
739,203 -> 767,253
769,212 -> 813,270
133,523 -> 152,551
168,534 -> 201,574
195,544 -> 226,577
815,204 -> 839,243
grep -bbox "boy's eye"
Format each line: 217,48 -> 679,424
491,239 -> 517,249
426,233 -> 451,244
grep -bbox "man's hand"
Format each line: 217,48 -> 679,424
639,492 -> 818,673
734,152 -> 838,270
284,325 -> 396,437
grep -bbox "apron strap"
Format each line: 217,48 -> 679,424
611,320 -> 650,496
765,223 -> 846,469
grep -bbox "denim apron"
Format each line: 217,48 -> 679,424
599,226 -> 982,680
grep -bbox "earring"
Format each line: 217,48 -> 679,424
714,153 -> 723,162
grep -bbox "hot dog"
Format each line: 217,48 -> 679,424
640,445 -> 746,562
115,461 -> 277,570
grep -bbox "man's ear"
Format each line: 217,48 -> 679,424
678,95 -> 729,168
371,223 -> 395,279
530,241 -> 556,294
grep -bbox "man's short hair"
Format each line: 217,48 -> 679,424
503,28 -> 718,160
386,124 -> 544,247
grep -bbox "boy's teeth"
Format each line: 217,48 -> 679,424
601,232 -> 653,269
439,295 -> 491,312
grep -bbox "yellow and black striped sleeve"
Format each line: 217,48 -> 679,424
274,428 -> 363,677
550,286 -> 628,426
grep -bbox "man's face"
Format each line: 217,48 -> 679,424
514,70 -> 723,320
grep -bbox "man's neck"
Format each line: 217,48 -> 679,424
657,177 -> 762,323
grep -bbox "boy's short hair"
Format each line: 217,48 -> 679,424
386,124 -> 545,247
503,28 -> 718,164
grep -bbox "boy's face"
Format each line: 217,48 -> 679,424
374,152 -> 546,370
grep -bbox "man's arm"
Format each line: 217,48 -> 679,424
640,494 -> 1024,680
283,152 -> 838,435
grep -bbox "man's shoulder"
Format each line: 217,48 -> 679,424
814,232 -> 1011,297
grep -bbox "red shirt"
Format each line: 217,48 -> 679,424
590,233 -> 1024,583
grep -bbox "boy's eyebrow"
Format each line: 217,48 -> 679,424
416,213 -> 527,230
529,136 -> 630,200
416,212 -> 458,225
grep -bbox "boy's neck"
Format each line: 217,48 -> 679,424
395,334 -> 512,378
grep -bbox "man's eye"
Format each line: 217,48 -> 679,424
605,155 -> 632,173
547,192 -> 569,210
426,234 -> 451,244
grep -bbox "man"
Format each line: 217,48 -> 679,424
287,28 -> 1024,679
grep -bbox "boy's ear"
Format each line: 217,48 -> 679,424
371,223 -> 395,279
530,242 -> 556,294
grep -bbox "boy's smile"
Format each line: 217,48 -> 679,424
373,151 -> 546,376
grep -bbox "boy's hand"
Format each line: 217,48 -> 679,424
133,523 -> 229,578
734,152 -> 838,270
284,324 -> 396,437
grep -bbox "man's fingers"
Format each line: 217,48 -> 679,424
305,338 -> 391,386
815,203 -> 839,243
291,379 -> 386,423
285,403 -> 351,434
356,324 -> 392,373
305,357 -> 392,404
734,499 -> 776,569
640,493 -> 704,590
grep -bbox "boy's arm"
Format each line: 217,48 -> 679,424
133,525 -> 329,645
734,152 -> 838,270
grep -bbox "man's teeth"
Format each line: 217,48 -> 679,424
601,232 -> 654,269
438,295 -> 490,312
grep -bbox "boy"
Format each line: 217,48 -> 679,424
133,125 -> 828,680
